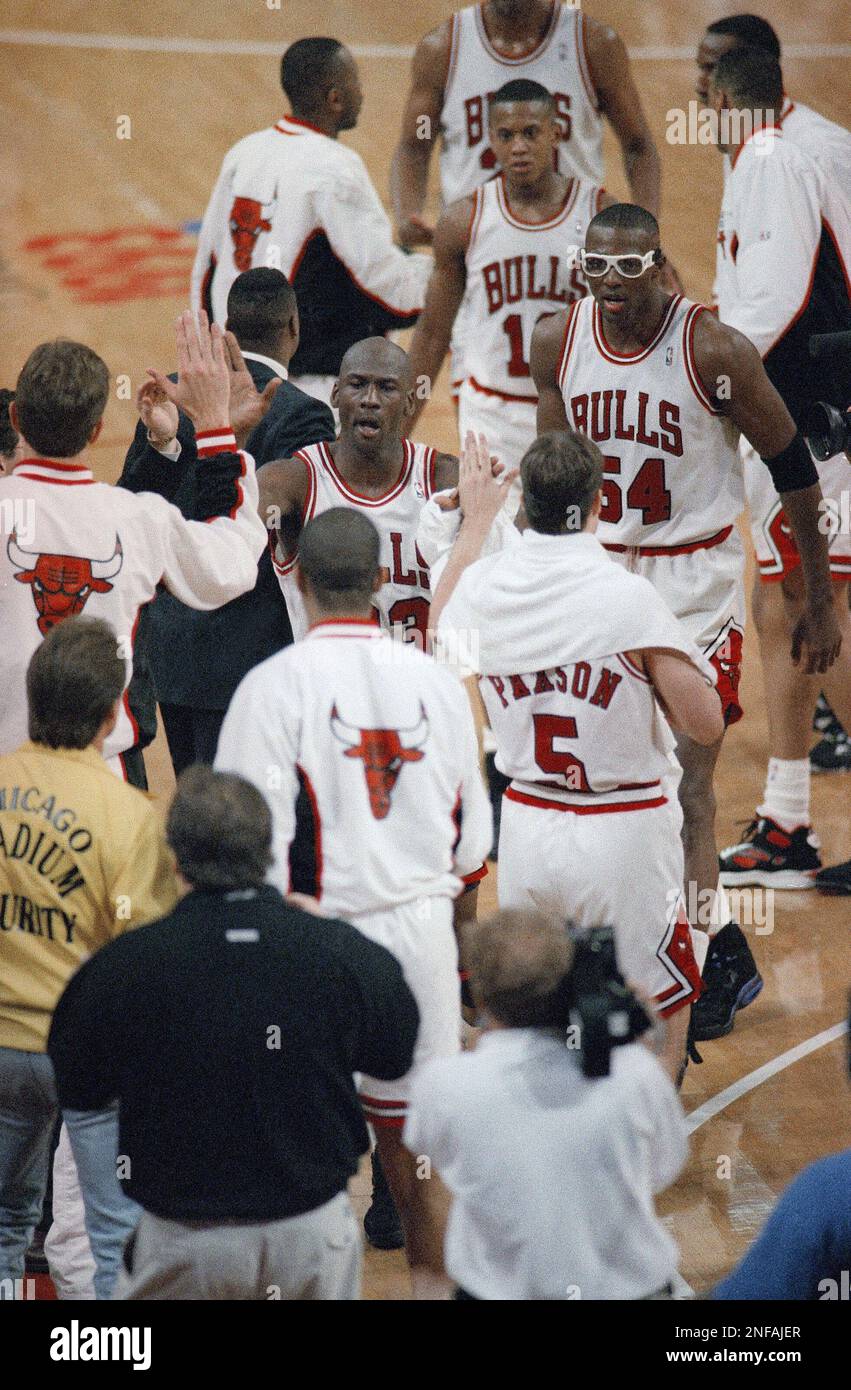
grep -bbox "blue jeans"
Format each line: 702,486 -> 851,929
0,1047 -> 139,1299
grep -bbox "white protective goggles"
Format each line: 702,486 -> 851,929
579,248 -> 662,279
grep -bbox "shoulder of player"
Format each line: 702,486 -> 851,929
689,307 -> 759,389
256,453 -> 310,502
411,18 -> 454,89
435,195 -> 477,253
530,305 -> 573,374
431,451 -> 459,491
581,16 -> 628,88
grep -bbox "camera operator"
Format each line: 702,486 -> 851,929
403,911 -> 688,1301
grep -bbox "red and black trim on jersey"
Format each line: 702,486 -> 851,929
288,764 -> 323,900
654,904 -> 703,1018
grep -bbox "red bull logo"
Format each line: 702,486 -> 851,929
8,532 -> 123,636
228,194 -> 276,273
330,701 -> 429,820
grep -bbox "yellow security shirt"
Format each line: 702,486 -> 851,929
0,741 -> 178,1052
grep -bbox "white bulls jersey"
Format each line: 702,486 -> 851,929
215,621 -> 492,917
0,435 -> 265,765
463,173 -> 601,400
272,439 -> 441,647
558,294 -> 742,547
480,651 -> 675,812
716,129 -> 851,382
439,2 -> 604,204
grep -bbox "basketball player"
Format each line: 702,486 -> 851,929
695,14 -> 851,202
215,509 -> 492,1298
191,38 -> 431,407
432,431 -> 724,1079
530,204 -> 841,1042
393,0 -> 660,244
407,80 -> 610,461
259,339 -> 458,650
391,0 -> 662,399
707,50 -> 851,890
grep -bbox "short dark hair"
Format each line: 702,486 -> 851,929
0,389 -> 17,459
226,268 -> 296,349
489,79 -> 555,113
15,341 -> 109,458
27,617 -> 125,749
588,202 -> 660,245
299,508 -> 381,612
521,431 -> 603,535
281,37 -> 345,115
463,911 -> 575,1029
706,14 -> 781,59
712,46 -> 783,109
166,766 -> 274,891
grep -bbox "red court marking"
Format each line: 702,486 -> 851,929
23,225 -> 196,304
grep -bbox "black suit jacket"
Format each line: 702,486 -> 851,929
119,361 -> 334,711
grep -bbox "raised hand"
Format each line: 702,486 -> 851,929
458,431 -> 519,531
146,309 -> 230,434
136,378 -> 179,445
222,330 -> 282,448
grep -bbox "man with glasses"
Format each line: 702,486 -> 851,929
531,202 -> 839,1046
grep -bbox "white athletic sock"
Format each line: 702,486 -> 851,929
757,757 -> 811,833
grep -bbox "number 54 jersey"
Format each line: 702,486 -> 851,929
558,293 -> 743,548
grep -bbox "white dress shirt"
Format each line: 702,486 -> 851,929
404,1029 -> 687,1300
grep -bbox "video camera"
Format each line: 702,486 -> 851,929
565,925 -> 653,1079
804,330 -> 851,461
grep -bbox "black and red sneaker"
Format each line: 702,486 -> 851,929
690,923 -> 763,1042
719,816 -> 822,889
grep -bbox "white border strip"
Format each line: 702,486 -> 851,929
686,1021 -> 848,1134
0,29 -> 849,61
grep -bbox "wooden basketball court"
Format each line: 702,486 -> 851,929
1,1 -> 849,1299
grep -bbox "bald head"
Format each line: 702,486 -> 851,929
297,507 -> 381,617
338,336 -> 411,385
462,911 -> 575,1028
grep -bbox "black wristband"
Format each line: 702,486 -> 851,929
761,431 -> 819,493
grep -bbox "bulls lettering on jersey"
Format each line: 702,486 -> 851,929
215,621 -> 492,917
464,174 -> 601,397
558,294 -> 742,547
272,439 -> 439,646
439,3 -> 603,203
480,651 -> 674,811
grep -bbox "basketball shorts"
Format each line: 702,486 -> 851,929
457,378 -> 537,474
742,440 -> 851,583
606,530 -> 746,725
497,791 -> 702,1018
355,895 -> 461,1127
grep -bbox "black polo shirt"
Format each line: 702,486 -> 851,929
48,885 -> 418,1222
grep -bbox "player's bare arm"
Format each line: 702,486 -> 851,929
407,199 -> 473,430
637,648 -> 725,746
530,309 -> 571,434
583,20 -> 661,220
256,456 -> 310,562
693,312 -> 841,675
390,23 -> 452,248
432,451 -> 459,494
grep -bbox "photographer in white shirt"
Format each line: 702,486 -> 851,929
404,911 -> 688,1301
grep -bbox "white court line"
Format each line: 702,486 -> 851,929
0,29 -> 849,61
686,1021 -> 848,1134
